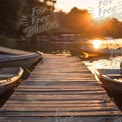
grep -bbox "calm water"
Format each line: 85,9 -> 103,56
0,41 -> 81,54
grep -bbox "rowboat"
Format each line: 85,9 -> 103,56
120,61 -> 122,70
81,38 -> 122,56
81,46 -> 122,56
81,46 -> 110,55
0,51 -> 42,69
0,67 -> 23,95
94,68 -> 122,93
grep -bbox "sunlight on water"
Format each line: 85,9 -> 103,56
88,38 -> 122,50
94,59 -> 121,69
83,38 -> 122,72
91,40 -> 102,49
83,55 -> 122,74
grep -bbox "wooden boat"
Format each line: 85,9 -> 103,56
0,51 -> 42,69
120,61 -> 122,70
81,46 -> 122,56
94,68 -> 122,93
0,67 -> 23,95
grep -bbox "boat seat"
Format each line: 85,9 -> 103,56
0,74 -> 15,78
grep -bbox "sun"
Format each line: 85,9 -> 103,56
91,40 -> 102,49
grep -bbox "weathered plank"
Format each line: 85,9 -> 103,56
6,100 -> 108,104
3,103 -> 115,108
0,106 -> 118,112
14,90 -> 106,95
0,111 -> 121,117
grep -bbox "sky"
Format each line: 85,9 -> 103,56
55,0 -> 98,12
55,0 -> 122,21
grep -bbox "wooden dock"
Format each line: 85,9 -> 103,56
0,54 -> 122,122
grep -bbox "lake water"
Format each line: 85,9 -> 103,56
0,41 -> 80,54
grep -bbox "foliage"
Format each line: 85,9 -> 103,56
0,1 -> 122,38
0,0 -> 43,37
57,7 -> 122,38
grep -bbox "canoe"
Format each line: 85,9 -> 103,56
0,51 -> 42,69
0,67 -> 23,95
94,68 -> 122,93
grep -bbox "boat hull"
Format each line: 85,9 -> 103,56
0,52 -> 42,69
95,72 -> 122,94
81,46 -> 122,56
0,67 -> 24,95
0,80 -> 17,95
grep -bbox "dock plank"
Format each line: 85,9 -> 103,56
0,111 -> 121,117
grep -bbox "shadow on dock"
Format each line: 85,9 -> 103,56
0,89 -> 14,108
103,88 -> 122,112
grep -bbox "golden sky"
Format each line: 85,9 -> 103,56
55,0 -> 122,21
55,0 -> 98,12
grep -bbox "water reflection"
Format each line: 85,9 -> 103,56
0,41 -> 82,56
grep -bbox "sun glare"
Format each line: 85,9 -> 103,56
92,40 -> 102,49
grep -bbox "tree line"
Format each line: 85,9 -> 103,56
57,7 -> 122,38
0,0 -> 122,39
